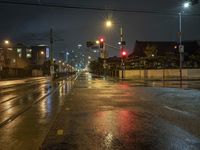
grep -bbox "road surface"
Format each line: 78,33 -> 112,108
41,72 -> 200,150
0,76 -> 76,150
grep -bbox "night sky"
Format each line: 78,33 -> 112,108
0,0 -> 200,58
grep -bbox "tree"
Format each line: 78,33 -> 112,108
144,45 -> 158,58
89,59 -> 104,74
144,45 -> 158,68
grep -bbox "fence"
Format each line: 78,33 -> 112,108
119,69 -> 200,80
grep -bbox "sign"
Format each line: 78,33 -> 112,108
179,45 -> 184,53
46,48 -> 50,58
50,65 -> 54,75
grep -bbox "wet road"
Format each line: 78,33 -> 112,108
124,79 -> 200,90
0,76 -> 76,150
42,73 -> 200,150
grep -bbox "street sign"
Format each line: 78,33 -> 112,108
179,45 -> 184,53
50,65 -> 54,75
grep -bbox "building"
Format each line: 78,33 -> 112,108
0,43 -> 31,78
30,45 -> 49,65
0,43 -> 50,78
58,51 -> 67,62
128,40 -> 200,69
130,40 -> 200,57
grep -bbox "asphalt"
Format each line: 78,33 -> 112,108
0,76 -> 76,150
41,72 -> 200,150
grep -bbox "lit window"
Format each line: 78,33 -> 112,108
26,49 -> 32,52
17,48 -> 22,53
8,48 -> 13,51
26,54 -> 31,58
19,53 -> 22,58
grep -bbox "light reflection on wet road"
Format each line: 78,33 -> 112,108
1,74 -> 200,150
42,72 -> 200,150
0,76 -> 75,150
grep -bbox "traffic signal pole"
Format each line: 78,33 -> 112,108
120,27 -> 125,79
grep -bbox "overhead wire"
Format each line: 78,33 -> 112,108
0,0 -> 200,16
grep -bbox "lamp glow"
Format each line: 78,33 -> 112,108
4,40 -> 10,45
106,20 -> 112,27
184,2 -> 190,8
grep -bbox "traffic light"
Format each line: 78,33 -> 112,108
121,50 -> 127,58
99,38 -> 104,48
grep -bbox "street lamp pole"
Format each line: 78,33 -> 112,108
178,1 -> 193,84
179,12 -> 183,83
105,20 -> 126,79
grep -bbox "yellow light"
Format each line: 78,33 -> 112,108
106,20 -> 112,27
59,60 -> 62,63
40,51 -> 44,55
4,40 -> 10,45
96,40 -> 99,44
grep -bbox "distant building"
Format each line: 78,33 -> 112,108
0,43 -> 50,78
129,40 -> 200,57
30,45 -> 49,65
127,40 -> 200,68
58,51 -> 66,62
0,43 -> 31,77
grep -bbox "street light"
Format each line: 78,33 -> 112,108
184,1 -> 190,8
96,40 -> 99,44
4,40 -> 10,45
178,1 -> 191,83
105,19 -> 125,79
106,20 -> 112,27
40,51 -> 44,55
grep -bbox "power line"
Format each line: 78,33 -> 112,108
0,0 -> 200,16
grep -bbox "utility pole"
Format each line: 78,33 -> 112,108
50,28 -> 55,79
120,27 -> 125,79
179,12 -> 183,85
50,28 -> 53,63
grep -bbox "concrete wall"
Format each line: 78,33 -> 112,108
119,69 -> 200,80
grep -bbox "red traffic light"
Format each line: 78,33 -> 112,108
100,38 -> 104,42
122,51 -> 127,56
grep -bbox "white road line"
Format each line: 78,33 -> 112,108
164,105 -> 194,116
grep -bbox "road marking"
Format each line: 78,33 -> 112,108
57,130 -> 64,135
65,108 -> 70,111
164,105 -> 193,116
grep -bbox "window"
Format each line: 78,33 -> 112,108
26,53 -> 31,58
17,48 -> 22,53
